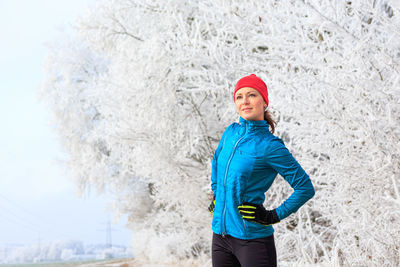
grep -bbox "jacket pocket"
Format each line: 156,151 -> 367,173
245,219 -> 268,233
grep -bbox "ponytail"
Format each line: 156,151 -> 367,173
264,110 -> 277,134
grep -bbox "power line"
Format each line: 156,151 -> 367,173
0,203 -> 42,232
0,193 -> 42,219
0,193 -> 46,232
0,211 -> 40,234
0,192 -> 124,245
0,193 -> 78,242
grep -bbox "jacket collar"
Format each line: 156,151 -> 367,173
239,117 -> 269,130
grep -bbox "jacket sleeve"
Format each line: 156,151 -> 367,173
264,138 -> 315,221
211,125 -> 231,196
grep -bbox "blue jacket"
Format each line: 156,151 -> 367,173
211,117 -> 315,239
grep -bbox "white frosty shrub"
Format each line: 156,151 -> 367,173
61,249 -> 74,261
39,0 -> 400,265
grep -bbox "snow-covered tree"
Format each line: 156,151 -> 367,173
39,0 -> 400,265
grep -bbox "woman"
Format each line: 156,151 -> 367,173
208,74 -> 315,267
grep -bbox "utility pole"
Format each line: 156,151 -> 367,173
97,219 -> 118,260
106,220 -> 112,248
3,244 -> 7,263
37,232 -> 41,262
98,219 -> 118,248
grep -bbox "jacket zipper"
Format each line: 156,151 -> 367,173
222,121 -> 248,237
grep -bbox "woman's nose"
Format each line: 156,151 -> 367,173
243,96 -> 250,104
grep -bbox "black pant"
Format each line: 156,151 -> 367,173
212,232 -> 277,267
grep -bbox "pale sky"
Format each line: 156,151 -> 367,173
0,0 -> 131,246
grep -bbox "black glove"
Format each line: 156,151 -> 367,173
208,195 -> 216,213
238,202 -> 280,226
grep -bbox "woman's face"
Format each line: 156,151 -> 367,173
234,87 -> 266,121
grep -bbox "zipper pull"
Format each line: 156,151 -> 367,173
222,232 -> 226,238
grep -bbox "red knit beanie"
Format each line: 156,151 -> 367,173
234,74 -> 269,106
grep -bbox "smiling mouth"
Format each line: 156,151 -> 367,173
242,108 -> 252,112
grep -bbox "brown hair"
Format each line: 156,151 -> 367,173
264,110 -> 277,134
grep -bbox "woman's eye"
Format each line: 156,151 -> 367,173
249,94 -> 256,97
236,95 -> 242,100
